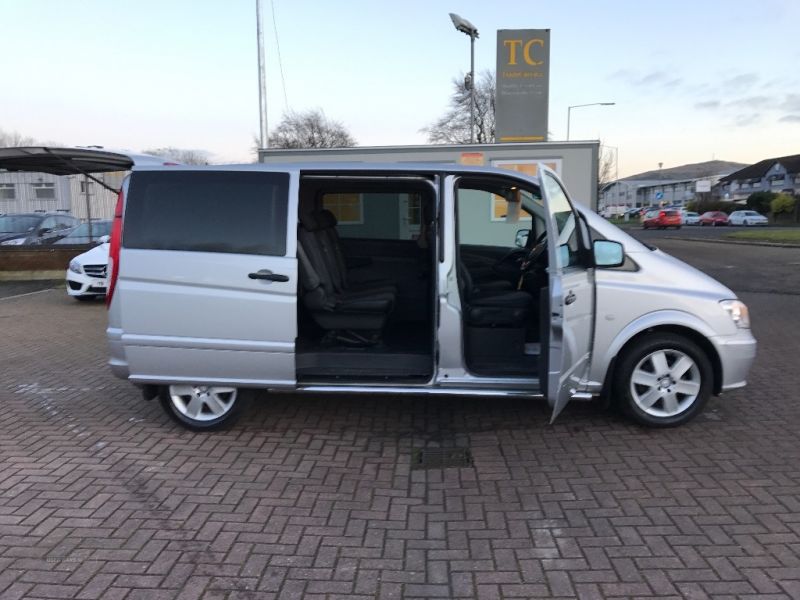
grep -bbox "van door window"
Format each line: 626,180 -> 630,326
124,171 -> 289,256
541,174 -> 585,270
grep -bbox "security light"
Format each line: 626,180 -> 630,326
449,13 -> 479,38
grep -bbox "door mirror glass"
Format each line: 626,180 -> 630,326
593,240 -> 624,268
514,229 -> 530,248
39,227 -> 52,236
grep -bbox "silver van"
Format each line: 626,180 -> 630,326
105,163 -> 756,430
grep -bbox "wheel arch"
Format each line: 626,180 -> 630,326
600,318 -> 723,400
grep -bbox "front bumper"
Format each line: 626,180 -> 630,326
66,270 -> 107,297
712,330 -> 757,392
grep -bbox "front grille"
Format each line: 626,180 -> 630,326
83,264 -> 107,278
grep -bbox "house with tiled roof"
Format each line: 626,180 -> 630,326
716,154 -> 800,201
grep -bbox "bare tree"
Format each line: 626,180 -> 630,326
422,71 -> 496,144
144,147 -> 211,165
598,145 -> 616,190
0,128 -> 37,147
267,109 -> 356,149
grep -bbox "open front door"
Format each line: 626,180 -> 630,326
538,167 -> 594,423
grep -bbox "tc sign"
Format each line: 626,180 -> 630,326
496,29 -> 550,143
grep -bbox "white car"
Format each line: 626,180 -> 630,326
729,210 -> 768,226
66,241 -> 109,300
684,211 -> 701,225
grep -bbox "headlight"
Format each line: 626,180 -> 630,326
720,300 -> 750,329
1,238 -> 26,246
68,260 -> 83,274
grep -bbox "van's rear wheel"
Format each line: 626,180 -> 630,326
160,385 -> 242,430
614,333 -> 712,427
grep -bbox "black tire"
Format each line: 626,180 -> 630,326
743,219 -> 749,226
676,225 -> 682,229
614,332 -> 712,428
159,385 -> 246,431
712,221 -> 717,227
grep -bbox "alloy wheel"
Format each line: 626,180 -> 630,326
629,349 -> 701,418
168,385 -> 237,422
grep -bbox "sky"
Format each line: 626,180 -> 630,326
1,0 -> 798,177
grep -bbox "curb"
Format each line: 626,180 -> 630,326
661,236 -> 800,249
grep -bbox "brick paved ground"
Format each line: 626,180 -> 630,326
1,241 -> 799,599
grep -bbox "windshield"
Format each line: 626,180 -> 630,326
0,215 -> 39,234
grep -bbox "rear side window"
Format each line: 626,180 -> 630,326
665,210 -> 679,216
124,171 -> 289,255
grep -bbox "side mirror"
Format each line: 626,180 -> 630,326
514,229 -> 530,248
38,227 -> 52,236
593,240 -> 625,268
96,235 -> 110,244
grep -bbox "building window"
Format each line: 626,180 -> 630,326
769,175 -> 784,187
80,181 -> 93,193
322,193 -> 363,224
33,183 -> 56,199
0,183 -> 15,200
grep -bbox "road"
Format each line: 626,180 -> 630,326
1,239 -> 799,599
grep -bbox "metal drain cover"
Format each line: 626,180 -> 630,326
411,447 -> 473,470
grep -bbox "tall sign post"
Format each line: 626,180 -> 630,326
495,29 -> 550,143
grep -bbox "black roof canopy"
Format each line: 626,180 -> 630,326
0,146 -> 166,176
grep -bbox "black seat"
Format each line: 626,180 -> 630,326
314,209 -> 396,294
297,240 -> 394,335
297,214 -> 395,341
460,264 -> 531,327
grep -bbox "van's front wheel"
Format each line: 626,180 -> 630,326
615,333 -> 712,427
160,385 -> 243,430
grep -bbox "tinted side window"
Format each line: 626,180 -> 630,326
124,171 -> 289,255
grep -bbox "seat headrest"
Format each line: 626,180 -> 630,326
299,210 -> 319,231
316,209 -> 338,229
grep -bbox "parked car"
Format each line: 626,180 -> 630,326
103,164 -> 756,431
623,207 -> 642,219
729,210 -> 768,227
66,242 -> 110,300
55,220 -> 112,244
0,213 -> 80,245
641,208 -> 682,229
699,211 -> 730,226
684,211 -> 701,225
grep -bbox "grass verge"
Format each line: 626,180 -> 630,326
725,229 -> 800,244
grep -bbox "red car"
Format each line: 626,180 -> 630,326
642,208 -> 682,229
699,211 -> 730,226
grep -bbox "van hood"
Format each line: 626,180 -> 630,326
642,247 -> 736,299
74,242 -> 110,265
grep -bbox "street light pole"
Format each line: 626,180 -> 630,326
566,102 -> 615,140
469,33 -> 475,143
449,13 -> 479,144
256,0 -> 268,149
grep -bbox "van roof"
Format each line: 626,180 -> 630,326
132,160 -> 553,184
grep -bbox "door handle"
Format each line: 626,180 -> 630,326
248,270 -> 289,282
564,291 -> 576,305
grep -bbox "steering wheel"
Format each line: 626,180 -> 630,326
520,230 -> 548,272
